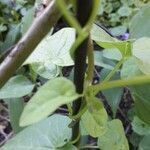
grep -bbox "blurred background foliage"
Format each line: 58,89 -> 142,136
97,0 -> 149,36
0,0 -> 150,53
0,0 -> 35,53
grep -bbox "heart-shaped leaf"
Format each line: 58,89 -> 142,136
91,24 -> 132,58
24,28 -> 75,78
20,77 -> 80,126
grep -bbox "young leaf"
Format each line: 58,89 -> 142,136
81,96 -> 108,137
31,62 -> 60,79
1,114 -> 72,150
20,77 -> 80,126
81,110 -> 107,138
24,28 -> 75,78
98,119 -> 129,150
91,24 -> 132,57
91,24 -> 115,42
0,75 -> 34,99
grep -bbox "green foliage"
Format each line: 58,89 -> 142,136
129,132 -> 143,148
1,24 -> 21,51
132,85 -> 150,125
1,0 -> 150,149
132,116 -> 150,136
91,24 -> 132,58
98,119 -> 129,150
20,77 -> 80,126
130,4 -> 150,39
1,114 -> 74,150
94,51 -> 116,70
0,1 -> 34,52
21,7 -> 35,34
6,98 -> 24,134
98,0 -> 149,36
100,69 -> 123,116
139,135 -> 150,150
102,48 -> 122,61
0,75 -> 34,99
81,96 -> 108,137
24,28 -> 75,79
121,57 -> 142,79
120,51 -> 150,126
132,37 -> 150,75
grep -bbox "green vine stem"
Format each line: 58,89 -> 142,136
69,105 -> 87,120
84,0 -> 101,30
103,58 -> 124,82
56,0 -> 82,34
81,145 -> 99,149
91,75 -> 150,95
86,36 -> 94,85
56,0 -> 100,59
56,0 -> 100,146
70,32 -> 88,59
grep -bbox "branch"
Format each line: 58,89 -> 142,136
0,0 -> 60,88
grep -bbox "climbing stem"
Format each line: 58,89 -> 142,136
103,58 -> 124,82
56,0 -> 82,34
86,37 -> 94,85
91,75 -> 150,95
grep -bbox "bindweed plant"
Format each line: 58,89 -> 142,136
0,0 -> 150,149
